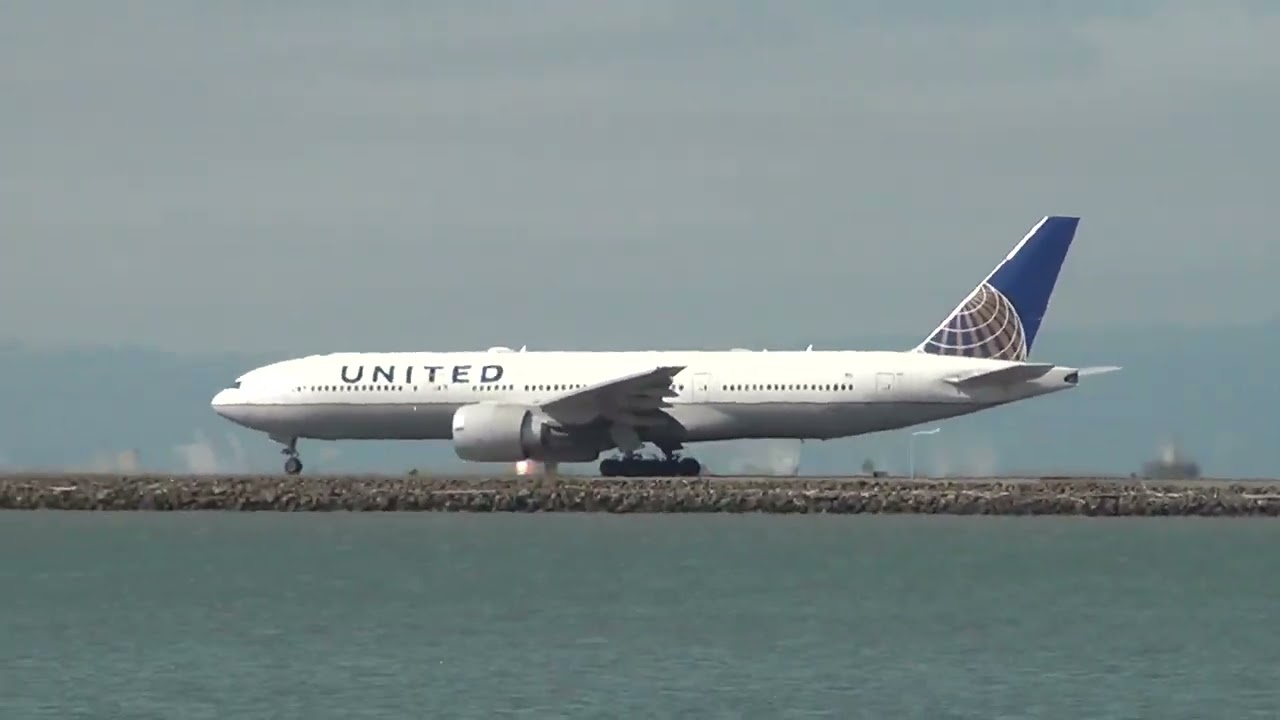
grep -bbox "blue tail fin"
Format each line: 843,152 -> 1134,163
912,215 -> 1079,361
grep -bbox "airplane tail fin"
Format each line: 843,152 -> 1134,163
912,216 -> 1080,361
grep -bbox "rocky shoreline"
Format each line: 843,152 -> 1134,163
1,473 -> 1279,515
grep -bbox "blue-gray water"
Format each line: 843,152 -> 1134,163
1,513 -> 1277,719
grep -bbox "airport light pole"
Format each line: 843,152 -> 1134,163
909,428 -> 941,480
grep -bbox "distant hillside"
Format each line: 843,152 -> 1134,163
0,321 -> 1275,477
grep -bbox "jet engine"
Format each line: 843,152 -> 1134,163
451,403 -> 600,463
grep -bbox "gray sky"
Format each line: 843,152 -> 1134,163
3,1 -> 1277,354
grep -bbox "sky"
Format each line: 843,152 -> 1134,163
3,1 -> 1278,355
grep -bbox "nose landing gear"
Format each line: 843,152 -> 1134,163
273,436 -> 304,475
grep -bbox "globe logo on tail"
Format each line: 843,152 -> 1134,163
922,282 -> 1028,361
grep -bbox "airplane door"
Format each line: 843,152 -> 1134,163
875,372 -> 895,392
691,372 -> 712,402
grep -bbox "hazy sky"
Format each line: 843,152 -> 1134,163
4,1 -> 1277,355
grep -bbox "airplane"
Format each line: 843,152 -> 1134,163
210,215 -> 1119,477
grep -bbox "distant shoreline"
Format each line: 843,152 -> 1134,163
1,474 -> 1278,515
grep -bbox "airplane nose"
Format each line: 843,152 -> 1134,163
211,387 -> 261,430
211,388 -> 238,414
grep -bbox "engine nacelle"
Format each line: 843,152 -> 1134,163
451,403 -> 600,463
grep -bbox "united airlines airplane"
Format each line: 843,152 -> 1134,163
211,216 -> 1118,477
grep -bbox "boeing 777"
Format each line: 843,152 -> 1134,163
211,215 -> 1118,477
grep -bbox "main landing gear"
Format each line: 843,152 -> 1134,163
276,436 -> 304,475
598,451 -> 702,477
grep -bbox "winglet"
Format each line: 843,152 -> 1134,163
913,216 -> 1080,361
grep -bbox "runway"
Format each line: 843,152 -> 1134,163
2,473 -> 1279,515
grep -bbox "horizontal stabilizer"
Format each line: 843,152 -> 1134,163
1077,365 -> 1122,377
945,362 -> 1056,388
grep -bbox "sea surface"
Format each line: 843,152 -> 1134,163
0,512 -> 1277,719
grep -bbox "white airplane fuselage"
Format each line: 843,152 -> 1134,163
211,348 -> 1079,450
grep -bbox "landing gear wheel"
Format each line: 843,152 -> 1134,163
273,436 -> 303,475
598,454 -> 702,478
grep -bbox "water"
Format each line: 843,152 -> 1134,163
1,513 -> 1277,719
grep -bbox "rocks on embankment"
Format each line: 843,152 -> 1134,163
1,474 -> 1279,515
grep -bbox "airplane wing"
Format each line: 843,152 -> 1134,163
944,362 -> 1056,388
538,365 -> 686,426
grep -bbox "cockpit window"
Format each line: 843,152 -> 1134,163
232,380 -> 242,389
